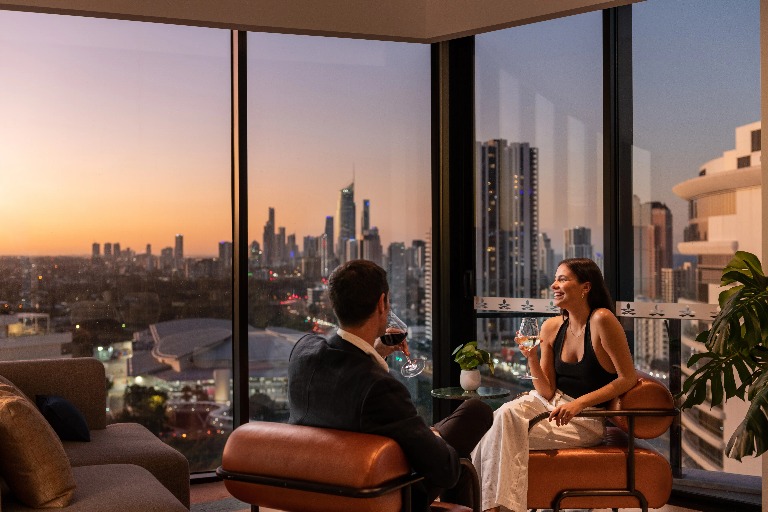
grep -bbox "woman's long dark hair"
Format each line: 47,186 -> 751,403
558,258 -> 614,316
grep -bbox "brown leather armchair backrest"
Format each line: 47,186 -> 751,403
607,370 -> 675,439
221,421 -> 412,512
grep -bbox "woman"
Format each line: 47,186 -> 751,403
471,258 -> 637,512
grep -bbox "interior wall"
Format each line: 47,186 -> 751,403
0,0 -> 637,42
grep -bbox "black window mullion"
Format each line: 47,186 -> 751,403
603,6 -> 634,306
431,37 -> 476,422
231,29 -> 250,429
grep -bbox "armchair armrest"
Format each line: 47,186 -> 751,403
527,370 -> 677,439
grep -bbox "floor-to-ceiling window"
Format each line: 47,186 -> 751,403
245,34 -> 434,420
633,0 -> 762,479
0,11 -> 231,472
474,12 -> 604,394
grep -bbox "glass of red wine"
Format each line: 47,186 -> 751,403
381,311 -> 426,378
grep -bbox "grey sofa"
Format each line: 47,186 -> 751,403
0,358 -> 190,511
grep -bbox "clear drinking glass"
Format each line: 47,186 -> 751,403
381,310 -> 426,378
517,317 -> 541,380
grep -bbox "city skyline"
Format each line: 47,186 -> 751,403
1,2 -> 759,260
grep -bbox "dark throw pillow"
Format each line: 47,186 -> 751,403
36,394 -> 91,442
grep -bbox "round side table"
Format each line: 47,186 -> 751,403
431,386 -> 511,400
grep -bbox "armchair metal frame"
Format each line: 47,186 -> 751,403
527,407 -> 679,512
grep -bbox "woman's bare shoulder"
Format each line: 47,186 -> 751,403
541,316 -> 563,340
591,307 -> 620,325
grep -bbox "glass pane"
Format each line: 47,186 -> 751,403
475,12 -> 603,393
633,0 -> 761,477
0,11 -> 231,472
246,35 -> 433,421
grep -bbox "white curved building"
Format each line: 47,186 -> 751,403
672,121 -> 762,476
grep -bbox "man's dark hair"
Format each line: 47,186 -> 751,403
559,257 -> 614,313
328,260 -> 389,328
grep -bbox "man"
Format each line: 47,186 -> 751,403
288,259 -> 493,511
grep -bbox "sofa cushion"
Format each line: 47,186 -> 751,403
63,423 -> 190,508
1,464 -> 187,512
36,395 -> 91,442
0,387 -> 76,508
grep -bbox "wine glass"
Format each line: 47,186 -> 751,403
380,310 -> 426,378
517,317 -> 541,380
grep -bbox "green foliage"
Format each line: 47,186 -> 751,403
117,384 -> 170,436
452,341 -> 495,375
678,251 -> 768,460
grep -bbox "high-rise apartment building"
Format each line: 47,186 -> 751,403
174,234 -> 184,270
218,241 -> 233,277
92,243 -> 100,258
387,242 -> 408,319
160,247 -> 174,271
476,139 -> 539,345
564,227 -> 592,260
538,232 -> 555,294
361,226 -> 383,267
673,121 -> 762,476
276,227 -> 286,266
633,199 -> 673,299
323,216 -> 334,260
336,183 -> 356,264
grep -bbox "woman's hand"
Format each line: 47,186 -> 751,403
549,400 -> 585,427
514,334 -> 539,360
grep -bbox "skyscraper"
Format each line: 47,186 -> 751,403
633,199 -> 673,299
387,242 -> 407,318
538,232 -> 555,293
336,182 -> 356,264
174,234 -> 184,270
92,243 -> 100,258
361,199 -> 370,234
361,226 -> 383,266
476,139 -> 539,344
263,208 -> 276,267
218,241 -> 233,276
323,216 -> 334,258
564,227 -> 592,260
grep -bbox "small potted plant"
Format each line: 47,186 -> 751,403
452,341 -> 495,391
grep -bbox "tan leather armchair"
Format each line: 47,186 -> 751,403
217,421 -> 480,512
526,371 -> 678,512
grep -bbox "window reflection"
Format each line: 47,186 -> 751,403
246,34 -> 433,421
475,12 -> 603,391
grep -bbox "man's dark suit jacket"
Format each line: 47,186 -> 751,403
288,333 -> 460,509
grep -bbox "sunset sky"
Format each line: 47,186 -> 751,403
0,0 -> 759,257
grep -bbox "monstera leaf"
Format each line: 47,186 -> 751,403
678,251 -> 768,460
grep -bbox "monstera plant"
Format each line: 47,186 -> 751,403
678,251 -> 768,460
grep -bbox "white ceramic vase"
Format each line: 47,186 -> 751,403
460,369 -> 481,391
